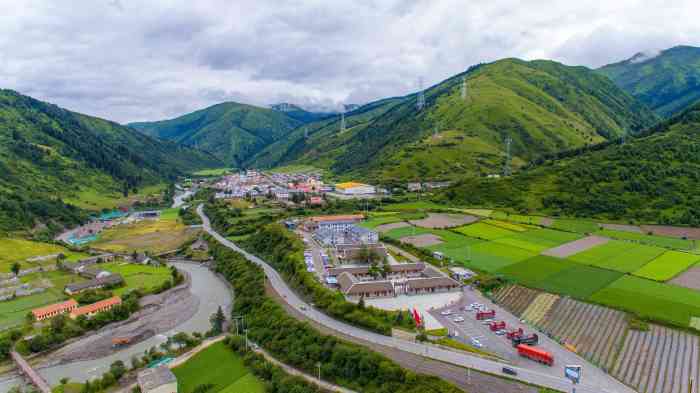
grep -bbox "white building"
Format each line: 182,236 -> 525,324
335,182 -> 375,195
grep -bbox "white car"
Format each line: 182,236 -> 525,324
470,338 -> 483,348
495,330 -> 507,336
453,316 -> 465,322
441,310 -> 453,316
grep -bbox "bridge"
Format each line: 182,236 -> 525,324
11,351 -> 51,393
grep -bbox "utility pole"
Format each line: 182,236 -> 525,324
503,136 -> 512,177
340,110 -> 346,133
417,77 -> 425,111
461,76 -> 467,100
317,362 -> 321,391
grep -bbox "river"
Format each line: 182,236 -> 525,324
0,262 -> 232,391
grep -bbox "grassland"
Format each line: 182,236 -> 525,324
191,167 -> 233,176
64,183 -> 166,211
454,222 -> 515,240
0,238 -> 87,272
633,251 -> 700,281
99,262 -> 172,295
595,228 -> 695,250
537,264 -> 624,299
496,256 -> 573,287
92,218 -> 199,254
172,341 -> 264,393
550,219 -> 600,234
568,240 -> 664,273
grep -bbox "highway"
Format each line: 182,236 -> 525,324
198,205 -> 636,393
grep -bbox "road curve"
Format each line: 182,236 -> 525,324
197,205 -> 635,393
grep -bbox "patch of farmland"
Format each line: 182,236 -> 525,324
596,228 -> 695,250
641,224 -> 700,240
590,275 -> 700,328
541,235 -> 610,258
490,211 -> 544,225
465,242 -> 536,272
537,297 -> 628,371
399,233 -> 443,247
493,229 -> 582,253
568,240 -> 665,273
482,219 -> 530,232
492,236 -> 549,253
612,325 -> 699,393
669,266 -> 700,290
492,284 -> 540,317
384,226 -> 431,240
455,208 -> 492,217
550,218 -> 600,234
359,215 -> 405,229
634,251 -> 700,281
453,222 -> 516,240
537,264 -> 624,299
496,255 -> 574,287
600,223 -> 643,233
409,213 -> 478,228
375,221 -> 410,233
521,293 -> 559,325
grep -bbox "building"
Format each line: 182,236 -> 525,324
407,182 -> 422,192
70,296 -> 122,319
334,244 -> 388,263
404,277 -> 461,295
337,272 -> 394,299
63,253 -> 116,273
335,182 -> 375,195
305,214 -> 364,231
64,273 -> 124,295
448,267 -> 475,281
31,299 -> 79,321
315,225 -> 379,246
137,366 -> 177,393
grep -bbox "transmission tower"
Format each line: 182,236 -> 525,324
417,77 -> 425,111
339,110 -> 346,133
503,136 -> 512,177
461,76 -> 467,100
304,127 -> 309,139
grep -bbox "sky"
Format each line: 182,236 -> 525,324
1,0 -> 699,123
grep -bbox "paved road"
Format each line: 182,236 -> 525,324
198,205 -> 636,393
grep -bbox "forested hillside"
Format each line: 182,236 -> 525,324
130,102 -> 305,167
439,102 -> 700,225
598,45 -> 700,117
0,89 -> 221,234
250,59 -> 658,183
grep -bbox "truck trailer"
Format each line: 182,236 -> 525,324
517,344 -> 553,366
476,310 -> 496,320
506,328 -> 524,339
511,333 -> 539,346
489,321 -> 506,331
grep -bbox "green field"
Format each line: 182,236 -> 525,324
568,240 -> 664,272
192,168 -> 233,176
0,290 -> 65,329
550,219 -> 600,234
590,275 -> 700,328
173,341 -> 264,393
454,222 -> 516,240
496,256 -> 573,287
595,229 -> 695,250
0,238 -> 87,272
490,211 -> 543,225
99,262 -> 172,295
633,251 -> 700,281
381,201 -> 448,211
494,229 -> 582,253
537,264 -> 624,299
464,242 -> 537,272
160,208 -> 181,221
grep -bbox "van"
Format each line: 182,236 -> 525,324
502,367 -> 517,376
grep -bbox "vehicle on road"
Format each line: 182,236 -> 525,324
511,333 -> 539,347
453,316 -> 465,322
495,329 -> 507,336
502,367 -> 517,376
470,338 -> 483,348
506,328 -> 524,339
489,321 -> 506,331
476,310 -> 496,320
441,309 -> 453,316
517,344 -> 554,366
300,305 -> 307,311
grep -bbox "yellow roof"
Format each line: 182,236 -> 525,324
335,181 -> 368,189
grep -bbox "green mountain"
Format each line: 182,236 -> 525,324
250,59 -> 658,183
130,102 -> 305,166
269,103 -> 334,123
0,89 -> 221,233
439,102 -> 700,226
598,45 -> 700,117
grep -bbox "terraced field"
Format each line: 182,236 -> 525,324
520,293 -> 559,325
612,325 -> 700,393
492,285 -> 541,317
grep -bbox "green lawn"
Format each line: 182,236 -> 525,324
172,341 -> 264,393
497,256 -> 574,287
464,242 -> 537,272
537,264 -> 624,300
99,262 -> 172,295
568,240 -> 664,273
595,229 -> 695,250
633,251 -> 700,281
550,219 -> 600,234
454,222 -> 516,240
590,275 -> 700,328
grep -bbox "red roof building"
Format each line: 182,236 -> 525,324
70,296 -> 122,319
32,299 -> 79,321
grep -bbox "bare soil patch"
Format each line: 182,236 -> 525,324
399,233 -> 443,247
541,235 -> 610,258
600,223 -> 642,233
640,225 -> 700,240
409,213 -> 478,229
669,266 -> 700,290
375,222 -> 410,233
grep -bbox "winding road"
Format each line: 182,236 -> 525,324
198,205 -> 636,393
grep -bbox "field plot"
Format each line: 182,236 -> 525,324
99,262 -> 172,295
456,208 -> 492,217
359,215 -> 405,229
375,222 -> 410,233
0,290 -> 65,330
93,219 -> 200,254
536,297 -> 628,371
612,325 -> 699,393
633,251 -> 700,281
454,222 -> 516,240
541,235 -> 609,258
490,211 -> 544,225
520,293 -> 559,325
399,233 -> 443,247
568,240 -> 664,273
537,264 -> 623,299
590,275 -> 700,328
550,219 -> 600,234
492,285 -> 541,317
482,219 -> 530,232
641,224 -> 700,240
384,226 -> 431,240
670,266 -> 700,290
496,256 -> 573,287
409,213 -> 478,228
600,223 -> 642,233
173,341 -> 264,393
465,242 -> 536,272
596,228 -> 695,250
0,238 -> 85,272
494,229 -> 582,253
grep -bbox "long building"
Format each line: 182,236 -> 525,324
31,299 -> 79,321
70,296 -> 122,319
335,182 -> 376,195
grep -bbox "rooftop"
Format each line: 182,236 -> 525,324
70,296 -> 122,318
335,182 -> 370,189
32,299 -> 78,318
310,214 -> 364,223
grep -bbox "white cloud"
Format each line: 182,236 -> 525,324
0,0 -> 699,123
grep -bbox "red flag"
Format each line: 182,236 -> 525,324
412,308 -> 422,326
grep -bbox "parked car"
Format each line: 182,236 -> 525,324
453,316 -> 465,322
470,338 -> 483,348
495,330 -> 507,336
502,367 -> 517,376
441,309 -> 453,316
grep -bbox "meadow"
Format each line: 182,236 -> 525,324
454,222 -> 515,240
0,238 -> 86,272
172,341 -> 264,393
633,251 -> 700,281
92,218 -> 199,254
99,262 -> 172,295
595,228 -> 696,250
568,240 -> 664,273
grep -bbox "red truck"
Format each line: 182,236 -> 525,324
511,333 -> 539,347
476,310 -> 496,320
489,321 -> 506,331
517,344 -> 554,366
506,328 -> 523,339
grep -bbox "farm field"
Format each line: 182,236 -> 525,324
590,275 -> 700,328
464,242 -> 536,272
454,222 -> 516,240
496,256 -> 574,287
191,167 -> 233,176
670,266 -> 700,290
489,211 -> 544,225
549,219 -> 599,234
492,285 -> 541,317
537,264 -> 624,299
409,213 -> 478,228
520,293 -> 559,325
541,235 -> 609,258
595,228 -> 696,250
172,341 -> 265,393
0,238 -> 86,272
612,325 -> 699,393
99,262 -> 172,295
633,251 -> 700,281
92,219 -> 200,254
381,201 -> 447,211
568,240 -> 664,273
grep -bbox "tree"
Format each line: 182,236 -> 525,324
193,384 -> 215,393
11,262 -> 20,277
358,295 -> 365,309
51,314 -> 67,333
60,378 -> 70,385
209,306 -> 226,335
110,360 -> 127,380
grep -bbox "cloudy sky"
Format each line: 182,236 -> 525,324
1,0 -> 699,123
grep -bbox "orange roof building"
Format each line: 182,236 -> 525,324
309,214 -> 364,223
70,296 -> 122,319
32,299 -> 79,321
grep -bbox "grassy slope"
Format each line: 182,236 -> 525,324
439,102 -> 700,226
598,45 -> 700,117
130,102 -> 303,167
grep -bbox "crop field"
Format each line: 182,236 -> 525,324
568,240 -> 665,273
191,167 -> 233,176
409,213 -> 478,228
359,215 -> 405,229
489,211 -> 544,225
550,219 -> 600,234
384,226 -> 431,240
0,289 -> 65,330
633,251 -> 700,281
0,239 -> 86,272
455,208 -> 492,217
381,201 -> 447,211
500,228 -> 582,249
482,219 -> 530,232
590,275 -> 700,328
172,341 -> 264,393
641,224 -> 700,241
464,242 -> 536,272
454,222 -> 516,240
595,228 -> 695,250
541,235 -> 609,258
537,264 -> 624,299
99,262 -> 172,295
520,293 -> 559,325
92,219 -> 200,254
496,256 -> 574,287
492,285 -> 541,316
600,223 -> 642,233
612,325 -> 699,393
